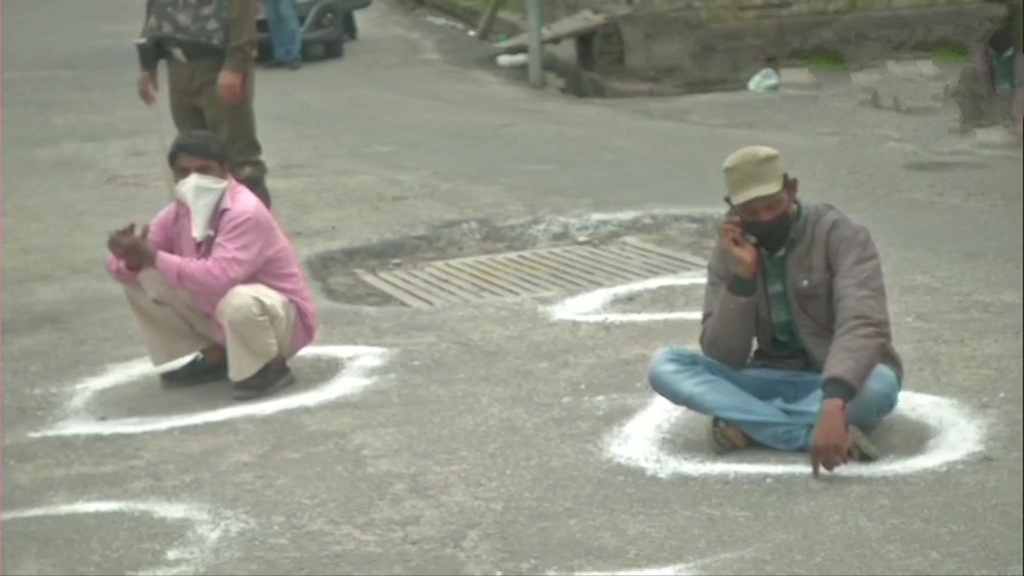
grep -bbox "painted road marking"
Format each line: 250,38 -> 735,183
605,392 -> 985,478
546,274 -> 706,324
30,345 -> 393,438
547,550 -> 752,576
560,563 -> 699,576
2,500 -> 249,576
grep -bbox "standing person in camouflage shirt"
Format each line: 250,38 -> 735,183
136,0 -> 274,208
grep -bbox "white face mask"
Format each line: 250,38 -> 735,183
174,173 -> 229,241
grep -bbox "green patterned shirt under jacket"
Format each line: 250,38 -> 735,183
993,52 -> 1016,90
761,205 -> 807,361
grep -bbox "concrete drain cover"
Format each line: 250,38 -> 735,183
355,237 -> 706,307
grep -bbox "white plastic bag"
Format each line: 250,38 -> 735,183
496,53 -> 529,68
747,67 -> 780,93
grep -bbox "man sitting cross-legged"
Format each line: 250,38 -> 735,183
647,145 -> 903,477
106,130 -> 319,400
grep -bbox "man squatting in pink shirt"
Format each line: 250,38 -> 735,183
106,130 -> 319,400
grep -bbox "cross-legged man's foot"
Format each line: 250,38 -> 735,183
709,417 -> 756,455
232,356 -> 296,400
847,425 -> 880,462
160,345 -> 229,389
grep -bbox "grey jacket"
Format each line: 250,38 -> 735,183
699,203 -> 903,392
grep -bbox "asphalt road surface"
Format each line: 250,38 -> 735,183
2,1 -> 1022,575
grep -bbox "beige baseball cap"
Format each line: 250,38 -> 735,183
722,145 -> 786,206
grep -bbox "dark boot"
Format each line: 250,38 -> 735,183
160,352 -> 229,389
232,358 -> 296,400
237,176 -> 272,209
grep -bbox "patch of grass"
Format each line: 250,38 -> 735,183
802,44 -> 970,70
927,45 -> 970,63
805,53 -> 847,70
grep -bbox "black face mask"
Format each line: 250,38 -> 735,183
742,210 -> 794,254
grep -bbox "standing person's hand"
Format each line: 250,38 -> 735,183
217,70 -> 245,105
138,72 -> 159,106
719,215 -> 759,278
809,399 -> 852,477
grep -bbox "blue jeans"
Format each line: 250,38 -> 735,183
261,0 -> 303,63
647,347 -> 901,452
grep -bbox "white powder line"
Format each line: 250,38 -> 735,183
550,549 -> 754,576
30,345 -> 393,438
2,499 -> 250,576
546,274 -> 707,324
604,391 -> 985,478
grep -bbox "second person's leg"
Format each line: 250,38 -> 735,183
195,57 -> 271,207
278,0 -> 304,67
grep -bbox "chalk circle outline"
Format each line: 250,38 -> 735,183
605,391 -> 985,478
30,345 -> 392,438
1,500 -> 249,576
546,274 -> 707,324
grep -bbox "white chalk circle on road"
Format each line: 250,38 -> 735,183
2,500 -> 249,576
30,345 -> 393,438
546,274 -> 707,324
605,391 -> 985,478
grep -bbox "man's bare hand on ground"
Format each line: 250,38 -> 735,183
719,216 -> 759,279
138,72 -> 158,106
810,399 -> 853,477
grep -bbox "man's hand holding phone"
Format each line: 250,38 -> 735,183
719,215 -> 759,279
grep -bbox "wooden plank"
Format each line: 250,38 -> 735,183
491,10 -> 612,55
474,0 -> 509,41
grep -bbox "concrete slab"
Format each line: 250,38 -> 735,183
2,0 -> 1021,575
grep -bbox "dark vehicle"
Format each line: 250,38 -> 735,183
257,0 -> 371,61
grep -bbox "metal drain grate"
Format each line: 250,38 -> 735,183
355,237 -> 707,308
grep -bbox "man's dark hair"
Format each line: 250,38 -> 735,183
986,29 -> 1014,55
167,130 -> 229,168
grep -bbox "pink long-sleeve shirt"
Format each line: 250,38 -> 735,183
107,181 -> 319,353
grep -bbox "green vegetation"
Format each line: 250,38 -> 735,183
804,53 -> 846,70
803,44 -> 970,70
928,45 -> 970,63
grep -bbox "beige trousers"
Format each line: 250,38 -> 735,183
124,270 -> 297,382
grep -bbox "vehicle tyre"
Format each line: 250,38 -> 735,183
324,36 -> 344,58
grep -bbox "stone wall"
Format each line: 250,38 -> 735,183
599,0 -> 1010,92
